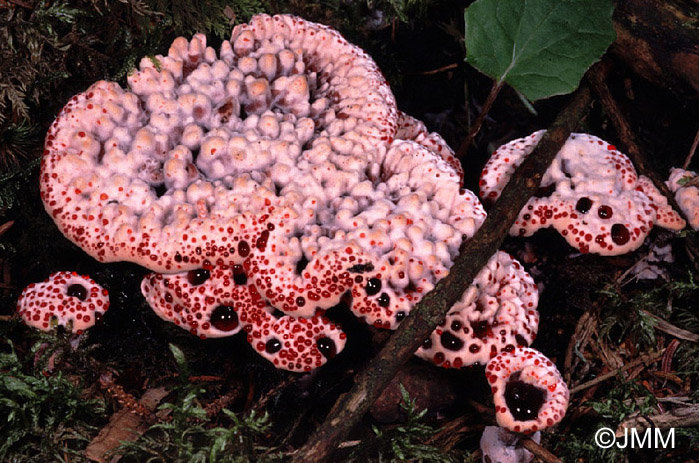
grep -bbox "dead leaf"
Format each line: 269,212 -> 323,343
86,387 -> 169,463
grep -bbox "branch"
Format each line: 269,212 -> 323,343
616,403 -> 699,434
611,0 -> 699,98
456,79 -> 505,159
520,437 -> 563,463
569,350 -> 665,395
290,83 -> 593,463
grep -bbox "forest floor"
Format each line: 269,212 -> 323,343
1,1 -> 698,462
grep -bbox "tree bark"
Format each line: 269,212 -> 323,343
612,0 -> 699,98
290,84 -> 594,463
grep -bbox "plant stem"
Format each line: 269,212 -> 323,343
456,79 -> 504,159
682,127 -> 699,170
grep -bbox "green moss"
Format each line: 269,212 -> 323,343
0,336 -> 106,462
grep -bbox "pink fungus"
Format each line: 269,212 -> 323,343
485,347 -> 569,434
480,132 -> 685,255
17,271 -> 109,333
40,14 -> 489,370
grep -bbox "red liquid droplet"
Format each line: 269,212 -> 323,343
598,205 -> 613,219
365,278 -> 381,296
611,224 -> 630,245
317,337 -> 337,359
256,230 -> 269,251
232,265 -> 247,285
67,284 -> 87,301
505,379 -> 546,421
575,197 -> 592,214
210,305 -> 239,331
377,292 -> 390,307
238,240 -> 250,257
265,338 -> 282,354
441,331 -> 464,351
187,269 -> 210,286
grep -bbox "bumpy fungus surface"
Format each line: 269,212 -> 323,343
17,271 -> 109,333
41,14 -> 488,370
486,347 -> 569,434
415,251 -> 539,368
667,168 -> 699,230
142,264 -> 346,372
480,132 -> 685,255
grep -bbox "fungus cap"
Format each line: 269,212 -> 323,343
667,168 -> 699,230
415,251 -> 539,368
42,13 -> 485,329
141,264 -> 346,372
486,347 -> 569,434
44,14 -> 490,370
17,271 -> 109,333
40,14 -> 400,273
480,131 -> 685,255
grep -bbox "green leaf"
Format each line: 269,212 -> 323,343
465,0 -> 616,101
168,343 -> 190,377
1,376 -> 37,399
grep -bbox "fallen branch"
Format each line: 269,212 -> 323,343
569,350 -> 665,395
616,403 -> 699,435
642,310 -> 699,343
520,437 -> 563,463
86,387 -> 169,463
682,127 -> 699,170
611,0 -> 699,98
290,83 -> 593,463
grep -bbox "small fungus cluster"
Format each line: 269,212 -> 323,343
480,131 -> 685,255
415,251 -> 539,368
667,168 -> 699,230
17,271 -> 109,334
486,347 -> 569,434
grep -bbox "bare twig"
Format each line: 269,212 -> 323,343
456,79 -> 505,159
415,63 -> 459,75
682,127 -> 699,170
564,310 -> 598,384
569,350 -> 665,395
0,220 -> 13,237
520,437 -> 563,463
616,403 -> 699,434
642,310 -> 699,343
290,84 -> 593,463
661,339 -> 680,372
